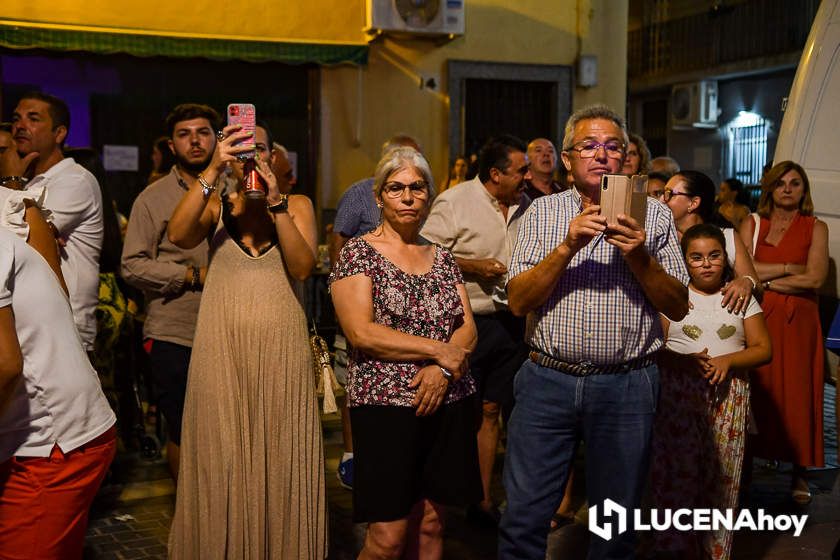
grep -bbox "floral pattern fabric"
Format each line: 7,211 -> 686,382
651,367 -> 749,559
329,236 -> 476,407
650,290 -> 756,559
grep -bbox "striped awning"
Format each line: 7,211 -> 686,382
0,22 -> 368,65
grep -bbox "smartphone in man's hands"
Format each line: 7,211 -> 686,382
600,174 -> 648,229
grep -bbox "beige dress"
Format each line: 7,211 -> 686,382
169,218 -> 327,559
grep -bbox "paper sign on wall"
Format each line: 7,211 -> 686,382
103,145 -> 139,171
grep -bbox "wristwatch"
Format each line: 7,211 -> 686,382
267,194 -> 289,213
0,175 -> 28,189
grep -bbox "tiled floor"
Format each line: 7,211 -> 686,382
84,384 -> 839,559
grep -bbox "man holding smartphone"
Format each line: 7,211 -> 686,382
121,103 -> 218,480
499,105 -> 689,560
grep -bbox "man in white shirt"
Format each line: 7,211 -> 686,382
3,92 -> 103,351
0,210 -> 115,559
421,135 -> 533,526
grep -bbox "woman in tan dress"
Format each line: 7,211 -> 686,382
167,121 -> 326,558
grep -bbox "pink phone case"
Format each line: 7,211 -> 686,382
226,103 -> 256,159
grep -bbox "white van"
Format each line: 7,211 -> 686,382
774,0 -> 840,301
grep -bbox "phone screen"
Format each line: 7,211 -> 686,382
226,103 -> 256,159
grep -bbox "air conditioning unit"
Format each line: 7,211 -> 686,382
670,80 -> 719,129
366,0 -> 465,38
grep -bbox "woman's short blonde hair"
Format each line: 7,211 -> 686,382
756,160 -> 814,218
372,147 -> 437,202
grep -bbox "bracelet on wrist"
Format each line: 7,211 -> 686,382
743,275 -> 758,290
197,174 -> 216,198
267,194 -> 289,213
439,366 -> 454,381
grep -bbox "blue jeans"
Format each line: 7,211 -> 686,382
498,359 -> 659,560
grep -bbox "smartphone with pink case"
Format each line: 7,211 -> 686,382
226,103 -> 256,160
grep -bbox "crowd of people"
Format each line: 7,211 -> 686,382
0,90 -> 831,560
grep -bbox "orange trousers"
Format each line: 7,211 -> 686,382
0,426 -> 116,560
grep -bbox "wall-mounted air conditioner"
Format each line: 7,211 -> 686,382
366,0 -> 465,38
671,80 -> 719,129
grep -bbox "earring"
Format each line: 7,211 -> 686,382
376,202 -> 383,208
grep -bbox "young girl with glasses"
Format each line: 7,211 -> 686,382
649,223 -> 771,560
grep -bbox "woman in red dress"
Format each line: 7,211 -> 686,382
739,160 -> 829,504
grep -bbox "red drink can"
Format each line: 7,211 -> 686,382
243,158 -> 266,198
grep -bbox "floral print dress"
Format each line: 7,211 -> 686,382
328,236 -> 476,407
650,289 -> 762,560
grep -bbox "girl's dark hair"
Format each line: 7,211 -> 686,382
680,223 -> 733,284
676,170 -> 717,222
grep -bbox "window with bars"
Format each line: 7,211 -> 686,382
725,112 -> 769,185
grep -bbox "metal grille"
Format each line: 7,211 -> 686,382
726,118 -> 768,186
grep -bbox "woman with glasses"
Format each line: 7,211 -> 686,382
650,223 -> 771,559
660,170 -> 762,314
330,147 -> 480,559
738,161 -> 828,504
167,123 -> 326,558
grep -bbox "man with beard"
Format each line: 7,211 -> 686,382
421,135 -> 532,527
1,92 -> 103,353
524,137 -> 564,199
121,103 -> 218,480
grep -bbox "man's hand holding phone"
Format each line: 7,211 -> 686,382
563,205 -> 606,255
605,214 -> 646,257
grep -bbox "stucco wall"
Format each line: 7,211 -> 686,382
1,1 -> 365,44
319,0 -> 628,206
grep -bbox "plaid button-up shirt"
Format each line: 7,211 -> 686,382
509,188 -> 689,366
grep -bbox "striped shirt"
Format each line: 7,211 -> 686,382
509,188 -> 689,366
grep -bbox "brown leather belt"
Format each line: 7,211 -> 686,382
528,350 -> 655,377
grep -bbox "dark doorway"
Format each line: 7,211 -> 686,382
464,78 -> 555,158
447,60 -> 572,163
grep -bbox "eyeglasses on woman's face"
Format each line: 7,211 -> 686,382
661,189 -> 693,203
382,180 -> 429,198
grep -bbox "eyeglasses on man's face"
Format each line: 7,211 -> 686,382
686,252 -> 724,268
661,190 -> 693,202
566,141 -> 625,160
382,180 -> 429,198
